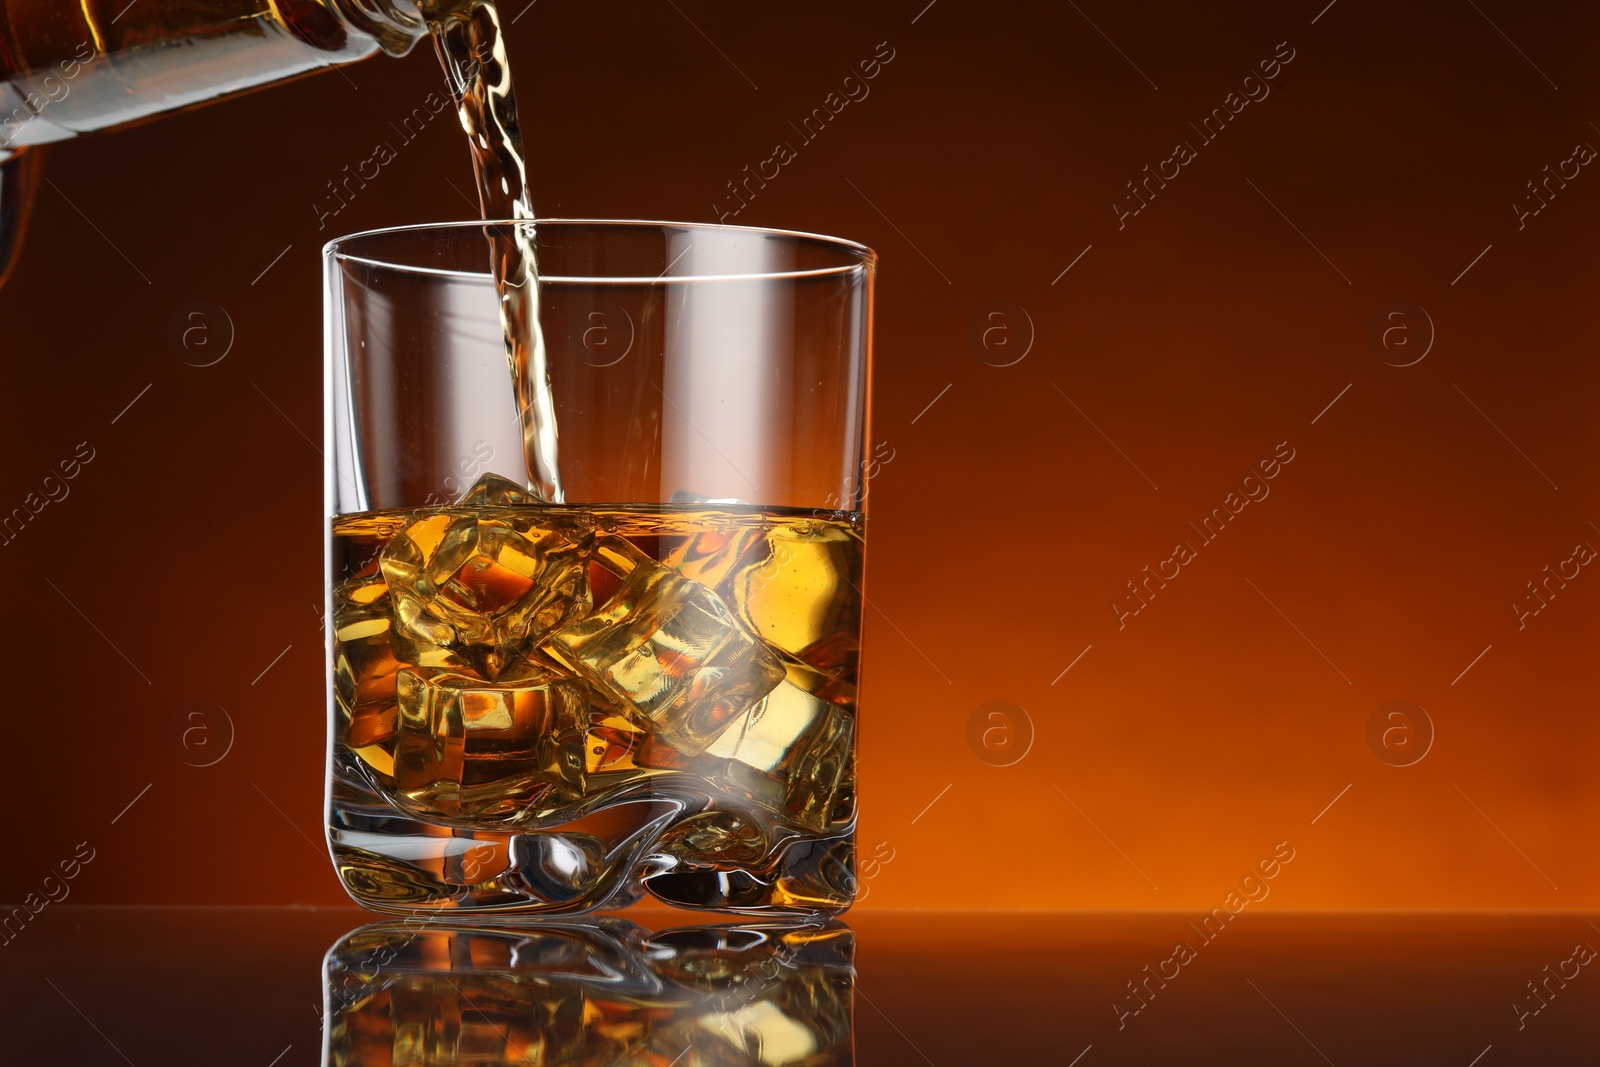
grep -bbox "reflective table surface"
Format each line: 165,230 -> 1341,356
4,907 -> 1596,1064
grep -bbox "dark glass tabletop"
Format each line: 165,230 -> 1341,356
4,907 -> 1593,1064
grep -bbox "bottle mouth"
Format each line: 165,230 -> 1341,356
329,0 -> 429,56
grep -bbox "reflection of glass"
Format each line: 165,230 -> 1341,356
321,919 -> 855,1065
324,221 -> 876,916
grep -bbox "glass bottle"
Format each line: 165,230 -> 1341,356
0,0 -> 429,284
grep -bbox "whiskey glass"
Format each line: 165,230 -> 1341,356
323,220 -> 875,917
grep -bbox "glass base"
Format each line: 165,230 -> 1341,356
327,773 -> 856,918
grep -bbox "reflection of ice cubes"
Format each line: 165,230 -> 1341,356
322,920 -> 855,1066
711,681 -> 855,834
380,508 -> 586,679
392,667 -> 587,823
544,537 -> 784,756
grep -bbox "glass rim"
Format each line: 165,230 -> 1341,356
323,217 -> 878,284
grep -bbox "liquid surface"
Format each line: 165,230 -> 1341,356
329,474 -> 863,914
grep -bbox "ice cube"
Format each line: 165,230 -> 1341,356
724,522 -> 861,659
710,681 -> 855,834
661,522 -> 768,588
392,667 -> 588,823
457,471 -> 539,506
776,652 -> 857,711
792,630 -> 859,690
544,536 -> 784,756
380,509 -> 587,679
585,710 -> 646,775
331,576 -> 419,781
582,704 -> 692,775
333,578 -> 398,736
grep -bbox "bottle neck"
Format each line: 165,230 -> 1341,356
0,0 -> 436,163
326,0 -> 430,57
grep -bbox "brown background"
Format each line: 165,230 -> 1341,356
3,0 -> 1598,911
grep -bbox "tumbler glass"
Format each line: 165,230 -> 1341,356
323,220 -> 875,917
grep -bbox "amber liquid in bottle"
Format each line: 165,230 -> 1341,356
0,0 -> 419,280
0,0 -> 418,154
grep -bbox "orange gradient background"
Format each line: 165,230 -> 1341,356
2,0 -> 1596,912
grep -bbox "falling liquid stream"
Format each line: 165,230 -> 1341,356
427,0 -> 564,501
